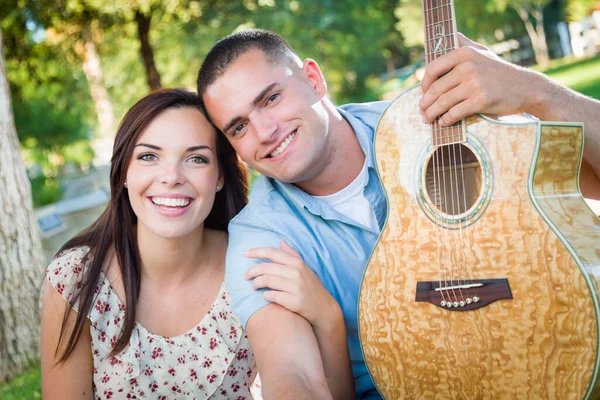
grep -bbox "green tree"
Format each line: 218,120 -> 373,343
502,0 -> 552,68
566,0 -> 598,21
2,2 -> 95,205
244,0 -> 410,103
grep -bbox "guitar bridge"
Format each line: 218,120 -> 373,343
415,278 -> 512,311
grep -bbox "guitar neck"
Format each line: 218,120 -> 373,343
422,0 -> 464,145
423,0 -> 459,64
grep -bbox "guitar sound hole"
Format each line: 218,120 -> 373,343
425,144 -> 482,216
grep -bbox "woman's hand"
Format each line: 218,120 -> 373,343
245,241 -> 355,400
244,241 -> 341,331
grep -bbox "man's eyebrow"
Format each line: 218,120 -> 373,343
222,117 -> 242,136
222,82 -> 279,134
252,82 -> 278,107
134,144 -> 213,152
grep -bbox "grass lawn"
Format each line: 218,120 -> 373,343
0,364 -> 41,399
541,55 -> 600,100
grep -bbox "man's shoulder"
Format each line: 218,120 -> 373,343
339,100 -> 391,121
230,175 -> 297,230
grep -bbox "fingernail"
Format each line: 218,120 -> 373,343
421,115 -> 428,124
439,118 -> 446,126
418,108 -> 424,115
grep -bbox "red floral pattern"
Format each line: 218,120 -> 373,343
46,247 -> 262,399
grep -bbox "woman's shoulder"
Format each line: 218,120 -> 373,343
45,246 -> 92,304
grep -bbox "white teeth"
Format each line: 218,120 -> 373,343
151,197 -> 190,207
270,132 -> 296,158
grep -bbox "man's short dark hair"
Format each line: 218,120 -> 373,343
196,29 -> 297,102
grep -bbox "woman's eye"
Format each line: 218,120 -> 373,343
188,156 -> 208,164
139,153 -> 157,161
266,93 -> 280,104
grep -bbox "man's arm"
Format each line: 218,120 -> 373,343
246,304 -> 332,400
419,34 -> 600,197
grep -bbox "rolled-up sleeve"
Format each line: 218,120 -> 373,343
225,215 -> 287,327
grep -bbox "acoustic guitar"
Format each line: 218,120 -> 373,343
358,0 -> 600,398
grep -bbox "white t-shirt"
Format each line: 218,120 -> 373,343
315,160 -> 380,232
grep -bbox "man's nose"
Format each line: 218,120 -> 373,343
252,113 -> 278,143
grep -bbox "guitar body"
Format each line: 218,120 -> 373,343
358,85 -> 600,399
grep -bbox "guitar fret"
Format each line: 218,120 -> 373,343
432,133 -> 463,138
423,3 -> 451,12
433,134 -> 463,140
431,128 -> 462,133
424,49 -> 454,58
425,33 -> 455,43
424,17 -> 454,27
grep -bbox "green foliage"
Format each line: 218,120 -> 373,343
397,0 -> 528,51
0,363 -> 41,399
4,0 -> 587,210
12,93 -> 91,151
241,0 -> 411,103
566,0 -> 599,21
29,175 -> 64,207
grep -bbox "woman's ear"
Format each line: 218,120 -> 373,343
216,176 -> 225,192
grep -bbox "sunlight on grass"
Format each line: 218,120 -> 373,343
0,364 -> 41,400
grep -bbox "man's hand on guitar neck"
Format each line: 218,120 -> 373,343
419,33 -> 555,126
419,33 -> 600,199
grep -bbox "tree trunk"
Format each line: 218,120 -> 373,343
76,23 -> 116,165
533,5 -> 550,68
135,9 -> 162,91
514,3 -> 551,68
0,27 -> 46,384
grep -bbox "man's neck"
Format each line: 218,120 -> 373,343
295,106 -> 366,196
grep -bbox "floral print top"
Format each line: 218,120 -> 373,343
46,246 -> 260,400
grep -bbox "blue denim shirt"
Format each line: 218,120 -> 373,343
226,101 -> 390,399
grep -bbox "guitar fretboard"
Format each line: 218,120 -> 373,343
422,0 -> 464,145
423,0 -> 458,63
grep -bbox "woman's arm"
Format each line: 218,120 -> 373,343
245,242 -> 355,400
40,280 -> 94,399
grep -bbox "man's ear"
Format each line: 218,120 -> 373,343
302,58 -> 327,99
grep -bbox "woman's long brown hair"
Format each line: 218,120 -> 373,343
54,88 -> 248,361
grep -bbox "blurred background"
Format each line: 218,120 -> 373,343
1,0 -> 599,397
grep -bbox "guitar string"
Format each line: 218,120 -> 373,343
434,0 -> 459,306
425,0 -> 448,306
443,4 -> 466,305
450,12 -> 477,298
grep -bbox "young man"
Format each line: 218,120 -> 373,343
197,29 -> 600,399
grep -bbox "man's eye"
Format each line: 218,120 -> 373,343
188,156 -> 208,164
232,123 -> 247,137
139,153 -> 157,161
266,93 -> 280,104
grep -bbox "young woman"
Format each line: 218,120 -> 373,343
40,89 -> 352,399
